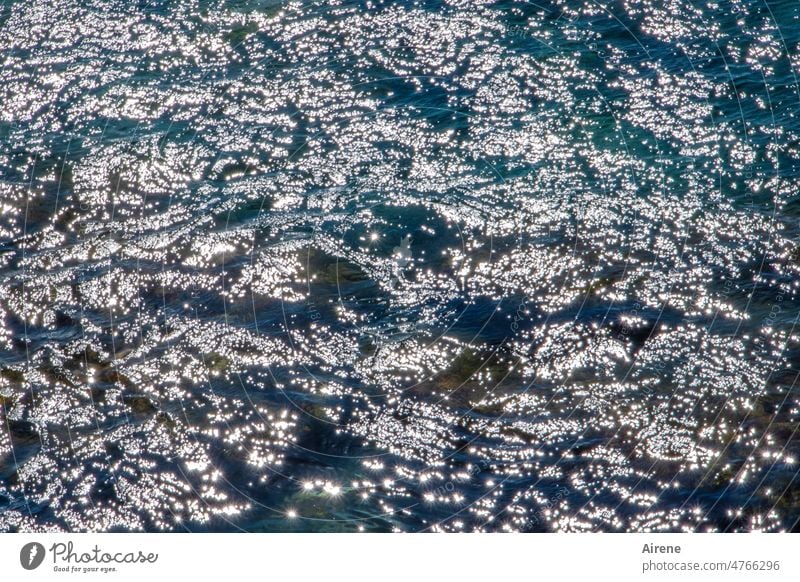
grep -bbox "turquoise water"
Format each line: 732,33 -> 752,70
2,0 -> 800,532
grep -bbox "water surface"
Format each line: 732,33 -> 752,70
2,0 -> 800,532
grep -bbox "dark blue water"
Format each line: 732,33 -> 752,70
2,0 -> 800,532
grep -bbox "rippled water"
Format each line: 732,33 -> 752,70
2,0 -> 800,532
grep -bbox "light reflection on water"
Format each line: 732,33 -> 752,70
2,0 -> 800,532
